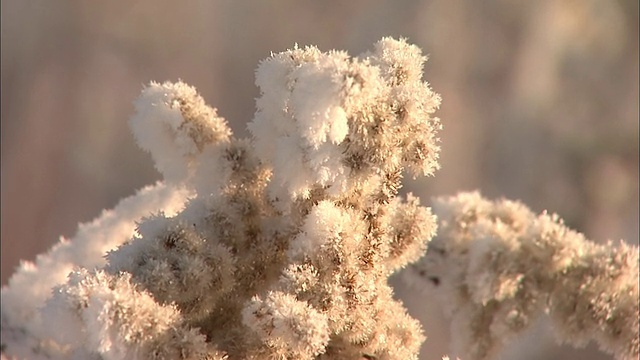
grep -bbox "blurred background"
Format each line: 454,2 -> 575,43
1,1 -> 637,359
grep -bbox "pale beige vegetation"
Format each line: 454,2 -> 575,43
2,2 -> 637,360
2,38 -> 637,360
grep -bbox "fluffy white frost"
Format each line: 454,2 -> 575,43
242,291 -> 330,359
130,81 -> 231,183
248,38 -> 441,205
408,191 -> 639,360
1,182 -> 190,360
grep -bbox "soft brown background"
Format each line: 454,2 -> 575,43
1,1 -> 637,359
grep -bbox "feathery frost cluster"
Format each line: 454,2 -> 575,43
1,38 -> 637,360
2,38 -> 441,360
408,192 -> 638,360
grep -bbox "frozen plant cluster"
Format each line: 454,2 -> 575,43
2,38 -> 442,359
1,38 -> 637,360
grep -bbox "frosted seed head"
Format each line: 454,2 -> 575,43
130,81 -> 232,183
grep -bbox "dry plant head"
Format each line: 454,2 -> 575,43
2,38 -> 442,360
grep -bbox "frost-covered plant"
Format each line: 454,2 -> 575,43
408,192 -> 638,360
1,38 -> 637,360
2,38 -> 441,360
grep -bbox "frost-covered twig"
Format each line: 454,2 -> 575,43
409,191 -> 639,360
1,182 -> 191,359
